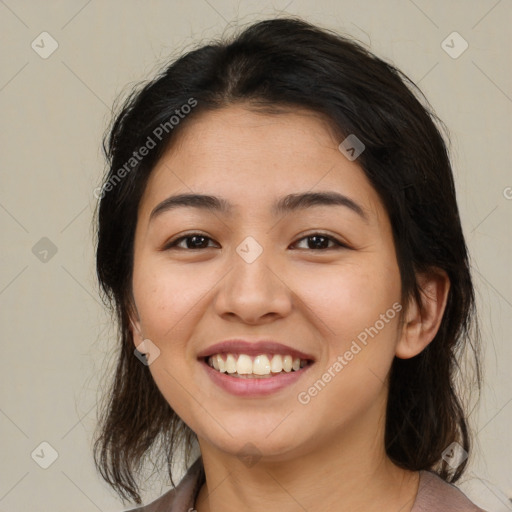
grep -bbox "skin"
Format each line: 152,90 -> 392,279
130,105 -> 450,512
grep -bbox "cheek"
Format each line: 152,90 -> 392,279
292,264 -> 401,429
131,260 -> 214,420
132,259 -> 217,341
290,259 -> 402,349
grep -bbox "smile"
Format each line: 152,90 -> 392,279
201,354 -> 314,397
206,353 -> 310,378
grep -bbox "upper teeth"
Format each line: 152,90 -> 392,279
208,353 -> 307,375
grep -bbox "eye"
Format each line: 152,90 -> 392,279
163,232 -> 347,251
164,233 -> 219,250
291,233 -> 347,250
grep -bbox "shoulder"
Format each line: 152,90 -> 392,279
412,471 -> 488,512
123,488 -> 177,512
122,457 -> 204,512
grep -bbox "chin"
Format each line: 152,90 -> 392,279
199,420 -> 309,462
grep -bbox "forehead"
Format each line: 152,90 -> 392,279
139,105 -> 382,219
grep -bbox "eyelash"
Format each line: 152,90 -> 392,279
164,232 -> 349,251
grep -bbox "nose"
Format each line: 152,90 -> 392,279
213,247 -> 293,325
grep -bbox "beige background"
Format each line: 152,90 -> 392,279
0,1 -> 511,511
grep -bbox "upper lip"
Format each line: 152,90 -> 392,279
197,339 -> 315,361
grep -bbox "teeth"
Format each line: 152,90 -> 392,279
237,354 -> 253,374
270,354 -> 283,373
207,353 -> 308,376
225,354 -> 237,374
216,354 -> 226,373
253,355 -> 271,375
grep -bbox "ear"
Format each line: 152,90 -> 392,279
396,269 -> 450,359
128,302 -> 145,349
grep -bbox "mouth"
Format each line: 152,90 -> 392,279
198,339 -> 315,395
204,353 -> 313,378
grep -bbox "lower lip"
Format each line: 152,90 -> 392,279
201,360 -> 313,397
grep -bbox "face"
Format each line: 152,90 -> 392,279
130,105 -> 404,461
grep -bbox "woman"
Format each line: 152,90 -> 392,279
94,17 -> 485,512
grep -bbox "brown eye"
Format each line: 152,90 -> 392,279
184,235 -> 210,249
305,235 -> 331,249
165,234 -> 219,250
292,233 -> 345,250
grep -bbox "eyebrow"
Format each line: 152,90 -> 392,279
273,191 -> 368,221
149,191 -> 368,222
150,194 -> 231,221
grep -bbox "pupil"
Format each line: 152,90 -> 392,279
189,236 -> 207,248
309,236 -> 328,249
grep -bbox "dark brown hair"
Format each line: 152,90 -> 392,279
93,17 -> 480,505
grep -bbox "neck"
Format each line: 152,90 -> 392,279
194,402 -> 419,512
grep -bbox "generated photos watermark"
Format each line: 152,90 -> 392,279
297,302 -> 402,405
338,134 -> 365,161
94,97 -> 197,199
134,339 -> 161,366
